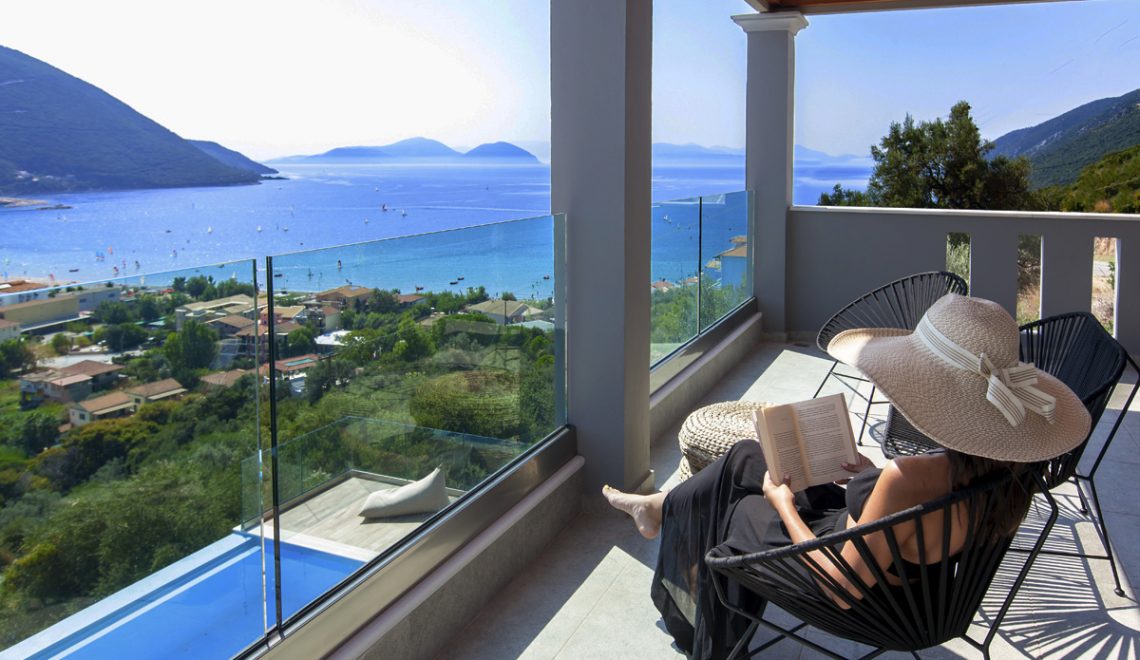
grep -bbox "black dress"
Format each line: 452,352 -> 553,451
651,440 -> 882,660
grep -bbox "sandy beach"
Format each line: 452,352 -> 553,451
0,196 -> 49,208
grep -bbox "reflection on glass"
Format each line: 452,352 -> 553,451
0,261 -> 267,658
699,191 -> 751,332
650,197 -> 701,364
650,191 -> 752,366
262,215 -> 564,625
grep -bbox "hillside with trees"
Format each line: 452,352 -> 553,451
0,45 -> 262,194
991,88 -> 1140,188
0,277 -> 557,648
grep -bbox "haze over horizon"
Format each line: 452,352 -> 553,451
0,1 -> 1137,161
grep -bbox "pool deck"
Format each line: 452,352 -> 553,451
261,475 -> 460,563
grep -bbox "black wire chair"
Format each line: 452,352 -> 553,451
881,312 -> 1138,596
706,470 -> 1052,660
814,271 -> 969,443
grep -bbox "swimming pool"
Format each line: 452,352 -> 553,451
11,534 -> 363,659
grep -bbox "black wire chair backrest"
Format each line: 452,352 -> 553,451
816,271 -> 970,353
1019,312 -> 1128,487
705,470 -> 1022,653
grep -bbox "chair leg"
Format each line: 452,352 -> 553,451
1074,475 -> 1091,516
727,621 -> 759,660
813,361 -> 838,399
856,384 -> 877,446
1083,476 -> 1125,596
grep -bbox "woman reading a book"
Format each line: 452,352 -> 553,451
603,294 -> 1091,660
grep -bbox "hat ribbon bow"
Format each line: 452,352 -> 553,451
916,316 -> 1056,427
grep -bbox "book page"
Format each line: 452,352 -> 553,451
754,405 -> 810,492
791,393 -> 859,487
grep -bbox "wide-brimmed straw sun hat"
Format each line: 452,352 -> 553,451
826,293 -> 1090,463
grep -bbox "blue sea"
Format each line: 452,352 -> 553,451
0,161 -> 869,297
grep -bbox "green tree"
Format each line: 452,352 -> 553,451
163,321 -> 218,373
285,326 -> 317,357
0,339 -> 35,378
393,314 -> 434,362
18,413 -> 59,455
136,296 -> 161,322
94,301 -> 132,325
821,102 -> 1035,211
184,275 -> 213,300
95,323 -> 148,352
50,334 -> 71,356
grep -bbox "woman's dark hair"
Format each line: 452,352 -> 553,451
946,449 -> 1035,538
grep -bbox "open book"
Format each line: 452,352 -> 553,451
752,393 -> 859,492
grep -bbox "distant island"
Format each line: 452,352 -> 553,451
0,45 -> 273,196
273,137 -> 540,164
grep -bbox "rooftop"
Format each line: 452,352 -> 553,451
200,369 -> 250,388
58,360 -> 124,378
126,378 -> 186,399
77,390 -> 134,415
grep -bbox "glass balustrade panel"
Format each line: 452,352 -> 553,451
261,214 -> 564,627
650,197 -> 701,365
699,190 -> 751,331
0,260 -> 268,659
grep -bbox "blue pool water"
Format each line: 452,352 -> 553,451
28,535 -> 362,660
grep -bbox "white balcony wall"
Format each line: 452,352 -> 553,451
784,206 -> 1140,353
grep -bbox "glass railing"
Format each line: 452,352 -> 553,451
650,190 -> 752,365
257,213 -> 565,627
0,260 -> 269,658
1,213 -> 566,657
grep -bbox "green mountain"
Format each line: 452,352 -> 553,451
188,140 -> 276,175
0,45 -> 261,194
1043,144 -> 1140,214
991,88 -> 1140,188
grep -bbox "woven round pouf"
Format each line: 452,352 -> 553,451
677,400 -> 770,479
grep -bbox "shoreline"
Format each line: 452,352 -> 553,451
0,196 -> 51,208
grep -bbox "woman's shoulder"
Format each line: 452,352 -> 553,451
878,452 -> 952,504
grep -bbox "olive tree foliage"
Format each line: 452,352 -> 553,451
819,101 -> 1041,295
163,321 -> 218,381
821,102 -> 1035,211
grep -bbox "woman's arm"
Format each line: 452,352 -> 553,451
763,459 -> 929,608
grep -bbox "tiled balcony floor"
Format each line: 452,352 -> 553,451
445,343 -> 1140,659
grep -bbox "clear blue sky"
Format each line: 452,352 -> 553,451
0,1 -> 1136,160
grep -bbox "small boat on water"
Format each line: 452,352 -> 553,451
449,280 -> 458,285
274,273 -> 284,278
68,268 -> 79,273
257,225 -> 263,232
381,204 -> 389,212
207,226 -> 213,234
415,285 -> 424,291
457,276 -> 464,281
401,209 -> 407,217
543,275 -> 551,280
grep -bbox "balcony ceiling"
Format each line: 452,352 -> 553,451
745,0 -> 1074,15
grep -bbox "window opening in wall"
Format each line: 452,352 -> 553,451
946,233 -> 971,292
1017,234 -> 1042,324
1092,237 -> 1118,335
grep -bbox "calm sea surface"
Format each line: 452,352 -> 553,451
0,162 -> 868,297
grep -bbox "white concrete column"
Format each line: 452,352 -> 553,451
734,12 -> 807,338
551,0 -> 653,492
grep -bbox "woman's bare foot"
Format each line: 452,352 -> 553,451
602,485 -> 661,539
